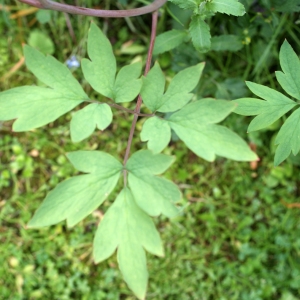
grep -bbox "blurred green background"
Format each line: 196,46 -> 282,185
1,0 -> 300,299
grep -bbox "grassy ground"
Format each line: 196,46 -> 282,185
1,1 -> 300,299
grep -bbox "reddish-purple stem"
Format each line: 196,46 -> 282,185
18,0 -> 167,18
123,10 -> 158,172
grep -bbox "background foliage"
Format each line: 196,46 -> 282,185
1,0 -> 300,299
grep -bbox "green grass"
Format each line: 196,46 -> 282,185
1,1 -> 300,299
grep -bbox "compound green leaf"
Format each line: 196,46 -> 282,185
113,62 -> 142,103
0,45 -> 88,131
70,103 -> 112,142
168,99 -> 258,161
140,117 -> 171,153
274,108 -> 300,165
126,150 -> 174,175
24,45 -> 87,98
126,151 -> 180,217
169,98 -> 235,125
82,23 -> 142,103
118,239 -> 147,300
66,151 -> 122,175
189,15 -> 211,53
82,22 -> 116,99
168,0 -> 198,10
140,63 -> 165,112
153,30 -> 188,55
141,62 -> 204,112
233,81 -> 297,132
94,188 -> 163,300
206,0 -> 246,16
128,175 -> 180,218
0,87 -> 84,131
276,40 -> 300,101
159,63 -> 204,112
28,151 -> 122,228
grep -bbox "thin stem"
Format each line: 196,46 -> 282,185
60,0 -> 77,43
18,0 -> 167,18
84,99 -> 154,117
123,10 -> 158,169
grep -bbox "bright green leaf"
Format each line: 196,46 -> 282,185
24,45 -> 87,98
153,30 -> 188,55
233,81 -> 297,132
128,174 -> 180,218
141,62 -> 204,112
70,103 -> 113,142
274,108 -> 300,165
171,123 -> 257,162
189,15 -> 211,53
168,99 -> 258,161
158,63 -> 204,112
126,150 -> 174,175
276,40 -> 300,101
140,117 -> 171,153
66,151 -> 122,175
94,188 -> 163,299
0,87 -> 84,131
169,98 -> 235,125
113,62 -> 142,103
118,239 -> 147,300
140,63 -> 165,112
0,45 -> 88,131
82,23 -> 141,103
27,151 -> 122,228
233,98 -> 269,116
82,23 -> 116,99
126,150 -> 180,217
206,0 -> 246,16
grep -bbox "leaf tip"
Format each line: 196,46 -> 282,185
247,126 -> 255,133
159,251 -> 165,258
65,152 -> 72,160
26,221 -> 34,229
92,257 -> 98,265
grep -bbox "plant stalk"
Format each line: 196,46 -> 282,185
18,0 -> 167,18
122,10 -> 158,184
